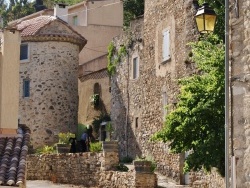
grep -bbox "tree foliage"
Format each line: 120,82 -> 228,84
0,0 -> 83,27
152,34 -> 225,176
43,0 -> 82,8
0,0 -> 36,27
123,0 -> 144,27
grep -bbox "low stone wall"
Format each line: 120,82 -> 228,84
26,150 -> 157,188
26,152 -> 224,187
27,152 -> 102,187
99,171 -> 135,188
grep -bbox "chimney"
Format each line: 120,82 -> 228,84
54,3 -> 68,23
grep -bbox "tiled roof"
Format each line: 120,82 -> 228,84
0,124 -> 30,186
12,15 -> 87,50
16,16 -> 56,37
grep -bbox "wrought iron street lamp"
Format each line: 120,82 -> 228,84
195,2 -> 217,33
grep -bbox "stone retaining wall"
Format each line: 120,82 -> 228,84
189,168 -> 225,188
26,150 -> 157,188
27,152 -> 102,187
26,151 -> 224,187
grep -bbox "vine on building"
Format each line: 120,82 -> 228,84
107,42 -> 127,76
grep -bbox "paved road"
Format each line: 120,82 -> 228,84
27,170 -> 184,188
27,180 -> 96,188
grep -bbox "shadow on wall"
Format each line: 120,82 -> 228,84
111,77 -> 142,160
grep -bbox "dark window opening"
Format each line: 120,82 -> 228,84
23,79 -> 30,97
135,117 -> 139,128
20,44 -> 28,60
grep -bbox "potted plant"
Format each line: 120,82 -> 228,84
133,156 -> 156,173
56,132 -> 75,153
90,94 -> 100,107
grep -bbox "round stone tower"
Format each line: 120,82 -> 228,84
15,16 -> 87,148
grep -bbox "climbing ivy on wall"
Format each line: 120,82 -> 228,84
107,42 -> 127,76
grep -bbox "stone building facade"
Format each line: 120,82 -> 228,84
111,0 -> 199,184
230,0 -> 250,187
14,16 -> 86,148
78,55 -> 111,125
9,1 -> 123,138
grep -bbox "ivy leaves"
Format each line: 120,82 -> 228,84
107,42 -> 127,76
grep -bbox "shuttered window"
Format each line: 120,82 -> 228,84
162,30 -> 170,62
73,16 -> 78,26
133,57 -> 139,79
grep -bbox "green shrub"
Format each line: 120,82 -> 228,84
36,145 -> 56,154
116,163 -> 129,172
58,132 -> 75,144
90,142 -> 102,152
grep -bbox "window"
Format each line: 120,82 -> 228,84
162,29 -> 170,62
132,57 -> 139,79
73,16 -> 78,26
135,117 -> 139,128
20,43 -> 29,61
23,79 -> 30,97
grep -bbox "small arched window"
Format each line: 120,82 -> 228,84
94,83 -> 101,95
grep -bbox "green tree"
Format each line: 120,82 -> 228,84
152,34 -> 225,176
123,0 -> 144,27
0,0 -> 35,27
43,0 -> 82,8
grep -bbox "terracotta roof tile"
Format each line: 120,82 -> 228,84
16,16 -> 56,37
13,15 -> 87,50
0,124 -> 30,186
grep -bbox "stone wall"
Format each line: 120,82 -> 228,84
230,0 -> 250,187
19,41 -> 79,148
111,0 -> 226,187
27,152 -> 101,187
26,150 -> 223,187
111,0 -> 199,184
26,150 -> 157,188
189,168 -> 225,188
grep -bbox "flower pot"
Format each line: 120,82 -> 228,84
56,144 -> 70,153
133,161 -> 153,173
